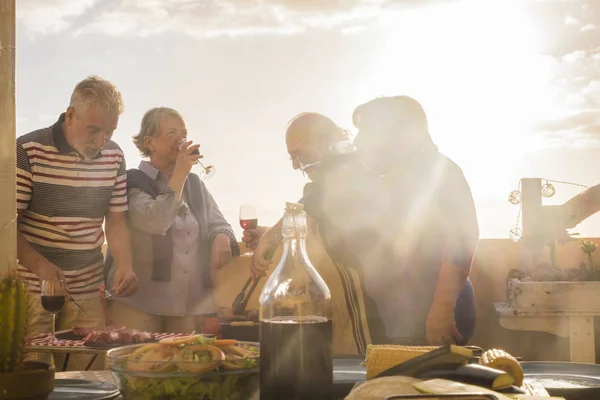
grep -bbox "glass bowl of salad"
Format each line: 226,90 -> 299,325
107,334 -> 259,400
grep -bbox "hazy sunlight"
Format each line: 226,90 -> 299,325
361,0 -> 559,194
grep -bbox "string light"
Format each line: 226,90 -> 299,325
507,178 -> 589,241
541,179 -> 555,198
508,190 -> 522,205
546,179 -> 588,190
509,227 -> 522,243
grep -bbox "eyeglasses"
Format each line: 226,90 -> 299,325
289,154 -> 321,177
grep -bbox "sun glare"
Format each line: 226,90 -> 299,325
359,0 -> 557,193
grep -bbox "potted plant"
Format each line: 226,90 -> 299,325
580,240 -> 600,280
0,270 -> 55,400
505,240 -> 600,314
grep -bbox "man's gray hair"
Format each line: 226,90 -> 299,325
133,107 -> 186,157
69,75 -> 124,116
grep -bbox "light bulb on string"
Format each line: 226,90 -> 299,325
541,180 -> 556,198
508,190 -> 522,205
509,227 -> 523,243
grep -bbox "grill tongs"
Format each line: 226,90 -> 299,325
231,276 -> 262,316
231,243 -> 280,315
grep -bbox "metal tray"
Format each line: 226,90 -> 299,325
522,361 -> 600,400
333,356 -> 366,399
48,379 -> 120,400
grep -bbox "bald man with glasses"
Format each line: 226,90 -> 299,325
243,112 -> 377,355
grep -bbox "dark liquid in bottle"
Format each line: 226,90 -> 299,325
260,316 -> 333,400
240,218 -> 258,230
41,295 -> 65,313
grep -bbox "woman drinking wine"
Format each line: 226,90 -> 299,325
105,107 -> 240,334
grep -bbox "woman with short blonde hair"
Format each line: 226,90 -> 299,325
106,107 -> 240,334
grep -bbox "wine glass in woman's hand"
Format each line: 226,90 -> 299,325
180,139 -> 217,180
242,229 -> 260,252
240,205 -> 258,256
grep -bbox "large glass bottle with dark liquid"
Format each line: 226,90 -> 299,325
259,202 -> 333,400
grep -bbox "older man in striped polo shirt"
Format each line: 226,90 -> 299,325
16,76 -> 137,370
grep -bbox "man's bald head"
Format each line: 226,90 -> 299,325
285,112 -> 349,179
286,112 -> 344,146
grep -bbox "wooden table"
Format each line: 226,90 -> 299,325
495,302 -> 598,363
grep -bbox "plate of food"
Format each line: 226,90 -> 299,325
107,334 -> 259,399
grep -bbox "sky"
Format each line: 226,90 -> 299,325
13,0 -> 600,241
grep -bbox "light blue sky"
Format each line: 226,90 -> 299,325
15,0 -> 600,243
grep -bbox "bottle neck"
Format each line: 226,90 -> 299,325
258,204 -> 332,321
281,209 -> 308,239
281,234 -> 306,267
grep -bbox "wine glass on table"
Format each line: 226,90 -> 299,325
41,280 -> 67,343
239,205 -> 258,256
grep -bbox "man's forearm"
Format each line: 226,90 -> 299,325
17,226 -> 50,274
105,216 -> 133,271
431,262 -> 470,310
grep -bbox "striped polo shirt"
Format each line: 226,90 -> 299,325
16,113 -> 128,299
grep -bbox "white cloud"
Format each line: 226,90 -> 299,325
17,0 -> 99,35
340,25 -> 368,35
17,0 -> 446,38
565,14 -> 580,25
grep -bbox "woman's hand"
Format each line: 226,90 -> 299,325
173,140 -> 202,178
211,233 -> 233,270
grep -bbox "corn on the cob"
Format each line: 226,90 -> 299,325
364,345 -> 441,379
364,344 -> 475,380
479,348 -> 524,386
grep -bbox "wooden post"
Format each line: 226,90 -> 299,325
521,178 -> 543,273
0,0 -> 17,273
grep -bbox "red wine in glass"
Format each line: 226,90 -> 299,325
240,205 -> 258,256
240,218 -> 258,230
41,295 -> 65,313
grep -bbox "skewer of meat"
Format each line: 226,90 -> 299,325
72,325 -> 156,346
99,284 -> 113,326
